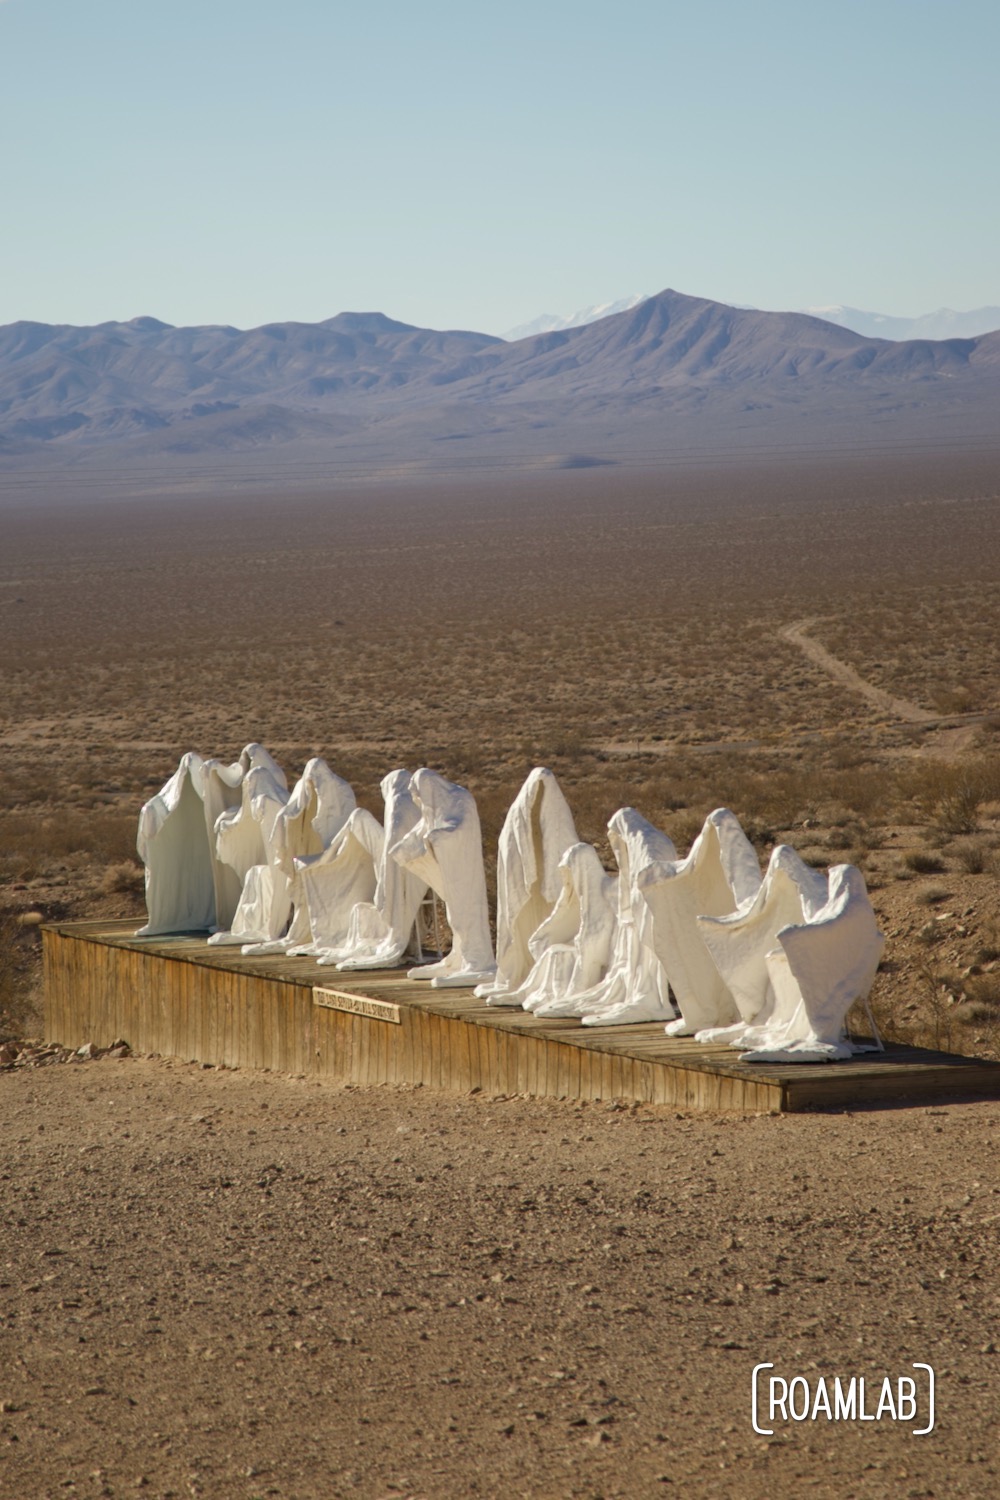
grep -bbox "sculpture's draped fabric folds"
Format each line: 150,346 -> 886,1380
207,748 -> 289,947
476,767 -> 578,1005
734,864 -> 884,1062
530,809 -> 676,1025
512,842 -> 618,1015
637,808 -> 762,1037
393,769 -> 497,988
295,808 -> 383,958
693,844 -> 830,1045
241,759 -> 357,954
137,744 -> 279,937
327,770 -> 430,970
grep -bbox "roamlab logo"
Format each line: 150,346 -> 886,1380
751,1363 -> 936,1436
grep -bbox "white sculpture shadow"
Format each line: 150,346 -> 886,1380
207,748 -> 289,947
637,808 -> 762,1037
137,744 -> 278,937
476,767 -> 579,1005
511,842 -> 618,1016
530,808 -> 676,1025
391,768 -> 496,988
241,759 -> 357,954
693,843 -> 830,1045
703,861 -> 885,1063
325,770 -> 430,970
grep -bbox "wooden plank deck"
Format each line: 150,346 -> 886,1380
42,919 -> 1000,1113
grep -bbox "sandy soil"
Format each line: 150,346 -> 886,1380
2,1056 -> 999,1500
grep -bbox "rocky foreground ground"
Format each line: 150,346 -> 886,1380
2,1056 -> 999,1499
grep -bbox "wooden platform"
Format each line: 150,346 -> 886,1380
43,920 -> 1000,1114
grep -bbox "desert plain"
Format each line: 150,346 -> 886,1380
2,453 -> 1000,1497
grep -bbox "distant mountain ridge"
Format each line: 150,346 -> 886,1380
503,296 -> 648,341
2,289 -> 999,476
508,297 -> 1000,344
799,304 -> 1000,342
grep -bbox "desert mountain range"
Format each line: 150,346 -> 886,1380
2,289 -> 998,480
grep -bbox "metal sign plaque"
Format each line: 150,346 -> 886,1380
313,987 -> 402,1024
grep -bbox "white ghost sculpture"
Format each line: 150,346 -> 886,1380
576,808 -> 680,1026
512,842 -> 618,1016
326,770 -> 430,970
693,844 -> 831,1046
530,809 -> 676,1025
207,748 -> 290,947
637,808 -> 762,1037
476,767 -> 579,1005
136,744 -> 276,937
707,862 -> 885,1063
297,807 -> 383,959
391,768 -> 496,988
241,759 -> 357,954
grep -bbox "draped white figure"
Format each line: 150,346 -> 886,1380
297,807 -> 383,958
136,744 -> 278,937
241,759 -> 357,954
701,861 -> 884,1062
392,768 -> 496,988
476,767 -> 578,1005
576,808 -> 679,1026
693,844 -> 830,1046
207,749 -> 290,947
637,808 -> 762,1037
512,842 -> 618,1016
528,809 -> 675,1025
326,770 -> 429,970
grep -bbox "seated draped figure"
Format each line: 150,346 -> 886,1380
136,744 -> 284,937
530,808 -> 676,1025
207,749 -> 291,947
695,849 -> 885,1062
241,758 -> 357,955
476,767 -> 579,1005
636,808 -> 762,1037
391,768 -> 497,988
511,842 -> 618,1015
320,769 -> 430,970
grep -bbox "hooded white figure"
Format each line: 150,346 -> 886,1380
476,767 -> 579,1005
705,862 -> 885,1063
136,744 -> 276,937
637,808 -> 762,1037
293,807 -> 384,958
530,809 -> 676,1025
325,770 -> 429,970
207,748 -> 290,947
693,844 -> 831,1046
391,768 -> 496,988
512,842 -> 618,1016
241,759 -> 357,954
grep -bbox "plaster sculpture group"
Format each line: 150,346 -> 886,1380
137,746 -> 885,1064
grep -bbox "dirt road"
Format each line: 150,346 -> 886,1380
778,619 -> 937,724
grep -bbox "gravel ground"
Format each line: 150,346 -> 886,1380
2,1057 -> 999,1499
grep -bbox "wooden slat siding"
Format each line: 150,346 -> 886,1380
40,921 -> 1000,1113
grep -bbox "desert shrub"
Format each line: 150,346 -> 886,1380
895,755 -> 1000,834
905,850 -> 946,874
100,860 -> 146,896
915,885 -> 951,907
951,838 -> 993,875
931,684 -> 980,716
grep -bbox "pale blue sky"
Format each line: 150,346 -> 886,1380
1,0 -> 997,332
